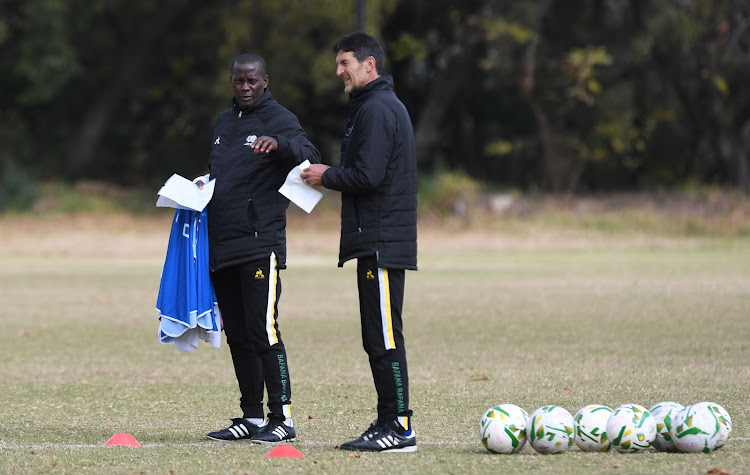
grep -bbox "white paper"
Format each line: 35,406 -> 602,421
278,160 -> 323,213
156,174 -> 216,212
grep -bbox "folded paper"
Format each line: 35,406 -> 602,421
157,174 -> 215,212
278,160 -> 323,213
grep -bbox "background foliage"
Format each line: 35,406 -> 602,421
1,0 -> 749,210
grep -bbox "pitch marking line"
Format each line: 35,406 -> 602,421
0,441 -> 472,450
1,439 -> 749,450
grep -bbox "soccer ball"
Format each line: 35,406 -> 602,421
649,401 -> 684,452
606,404 -> 657,453
479,404 -> 529,454
671,402 -> 732,453
574,404 -> 613,452
527,405 -> 575,454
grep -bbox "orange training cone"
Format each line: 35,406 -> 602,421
264,444 -> 304,458
104,433 -> 141,447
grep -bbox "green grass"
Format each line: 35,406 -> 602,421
1,227 -> 749,473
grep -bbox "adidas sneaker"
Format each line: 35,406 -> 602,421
339,420 -> 417,453
206,418 -> 261,441
250,415 -> 296,444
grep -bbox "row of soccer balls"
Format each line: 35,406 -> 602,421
480,401 -> 732,454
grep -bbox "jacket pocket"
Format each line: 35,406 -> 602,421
354,196 -> 362,232
247,199 -> 259,237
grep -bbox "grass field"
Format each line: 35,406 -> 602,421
1,204 -> 749,474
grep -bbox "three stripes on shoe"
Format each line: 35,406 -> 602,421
364,431 -> 407,450
228,423 -> 253,439
268,424 -> 291,441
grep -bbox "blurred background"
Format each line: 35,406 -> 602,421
1,0 -> 749,213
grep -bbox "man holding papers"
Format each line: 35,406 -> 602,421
301,33 -> 418,452
199,53 -> 320,444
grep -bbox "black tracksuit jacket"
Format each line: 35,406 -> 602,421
206,89 -> 321,271
322,75 -> 418,270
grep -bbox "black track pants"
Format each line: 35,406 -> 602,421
357,254 -> 412,424
211,253 -> 292,419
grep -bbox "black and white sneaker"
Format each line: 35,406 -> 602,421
206,418 -> 261,441
339,420 -> 417,453
250,416 -> 296,444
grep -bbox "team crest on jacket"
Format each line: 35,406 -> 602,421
254,269 -> 265,280
244,135 -> 257,146
366,270 -> 376,280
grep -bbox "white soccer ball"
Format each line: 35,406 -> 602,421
479,404 -> 529,454
574,404 -> 613,452
606,404 -> 657,453
670,402 -> 732,453
649,401 -> 684,452
527,405 -> 575,454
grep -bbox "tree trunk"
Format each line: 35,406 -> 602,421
65,0 -> 191,178
413,13 -> 483,165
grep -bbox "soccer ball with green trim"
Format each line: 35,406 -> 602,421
479,404 -> 529,454
527,405 -> 575,454
670,402 -> 732,453
649,401 -> 684,453
574,404 -> 613,452
606,404 -> 656,453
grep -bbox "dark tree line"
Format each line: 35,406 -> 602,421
1,0 -> 749,209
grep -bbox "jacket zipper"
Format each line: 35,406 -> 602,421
248,199 -> 259,237
354,197 -> 362,233
239,111 -> 258,237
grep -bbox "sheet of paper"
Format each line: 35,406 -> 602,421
156,174 -> 215,212
278,160 -> 323,213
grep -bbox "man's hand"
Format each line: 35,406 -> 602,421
252,136 -> 278,154
301,164 -> 330,187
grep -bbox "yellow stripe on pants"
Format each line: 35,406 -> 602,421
265,252 -> 279,345
378,268 -> 396,350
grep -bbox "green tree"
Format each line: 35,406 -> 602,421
1,0 -> 748,195
637,0 -> 750,191
384,0 -> 750,193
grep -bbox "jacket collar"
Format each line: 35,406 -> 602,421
350,75 -> 394,104
232,88 -> 272,114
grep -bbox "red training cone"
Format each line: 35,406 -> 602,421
104,433 -> 141,447
264,444 -> 304,458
